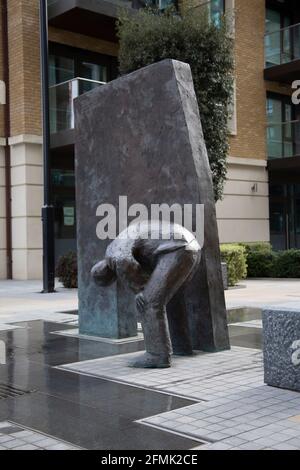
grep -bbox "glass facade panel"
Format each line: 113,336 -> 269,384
265,9 -> 281,66
267,95 -> 297,160
265,8 -> 293,67
267,97 -> 283,159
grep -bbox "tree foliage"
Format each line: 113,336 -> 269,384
117,6 -> 234,200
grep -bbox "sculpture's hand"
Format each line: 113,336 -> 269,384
136,292 -> 146,314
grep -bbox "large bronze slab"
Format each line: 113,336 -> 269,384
74,59 -> 230,350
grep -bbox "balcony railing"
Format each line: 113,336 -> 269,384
267,120 -> 300,160
265,22 -> 300,68
49,77 -> 105,134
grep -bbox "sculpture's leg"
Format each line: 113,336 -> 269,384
167,287 -> 193,356
130,248 -> 200,368
132,303 -> 172,368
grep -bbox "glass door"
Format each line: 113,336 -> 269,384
269,183 -> 288,250
270,183 -> 300,250
294,185 -> 300,248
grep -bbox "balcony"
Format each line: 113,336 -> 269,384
49,77 -> 105,140
48,0 -> 133,42
264,23 -> 300,83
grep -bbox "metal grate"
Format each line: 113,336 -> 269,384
0,383 -> 33,400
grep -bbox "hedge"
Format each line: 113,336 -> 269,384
239,243 -> 273,278
220,244 -> 247,286
117,6 -> 234,201
56,251 -> 78,288
241,244 -> 300,279
274,249 -> 300,278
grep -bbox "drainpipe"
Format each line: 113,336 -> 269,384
1,0 -> 12,279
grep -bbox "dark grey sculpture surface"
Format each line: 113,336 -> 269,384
263,309 -> 300,392
74,59 -> 229,351
91,221 -> 201,368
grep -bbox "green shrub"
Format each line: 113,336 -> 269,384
220,244 -> 247,286
240,244 -> 300,278
246,250 -> 277,278
274,249 -> 300,278
117,7 -> 234,201
240,242 -> 272,255
56,251 -> 78,288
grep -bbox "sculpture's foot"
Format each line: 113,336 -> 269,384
129,352 -> 171,369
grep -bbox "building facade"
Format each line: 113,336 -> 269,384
0,0 -> 299,280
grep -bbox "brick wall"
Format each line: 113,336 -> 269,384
7,0 -> 41,137
229,0 -> 267,160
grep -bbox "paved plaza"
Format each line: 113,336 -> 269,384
0,279 -> 299,450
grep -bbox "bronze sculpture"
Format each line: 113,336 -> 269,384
91,221 -> 201,368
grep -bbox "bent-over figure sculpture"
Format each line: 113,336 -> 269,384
91,221 -> 201,368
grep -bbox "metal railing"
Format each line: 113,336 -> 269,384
265,22 -> 300,68
267,120 -> 300,159
49,77 -> 105,134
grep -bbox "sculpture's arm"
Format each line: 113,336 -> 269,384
117,255 -> 149,294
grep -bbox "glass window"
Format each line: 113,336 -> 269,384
265,9 -> 281,66
49,55 -> 75,86
49,44 -> 114,133
265,8 -> 291,66
267,97 -> 283,159
265,9 -> 281,35
267,95 -> 295,159
159,0 -> 175,9
210,0 -> 225,27
79,62 -> 108,94
148,0 -> 176,9
49,44 -> 111,86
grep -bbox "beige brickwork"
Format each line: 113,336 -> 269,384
7,0 -> 41,137
229,0 -> 267,160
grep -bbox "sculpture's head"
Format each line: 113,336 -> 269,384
91,260 -> 116,287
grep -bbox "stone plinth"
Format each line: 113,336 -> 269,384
263,309 -> 300,392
